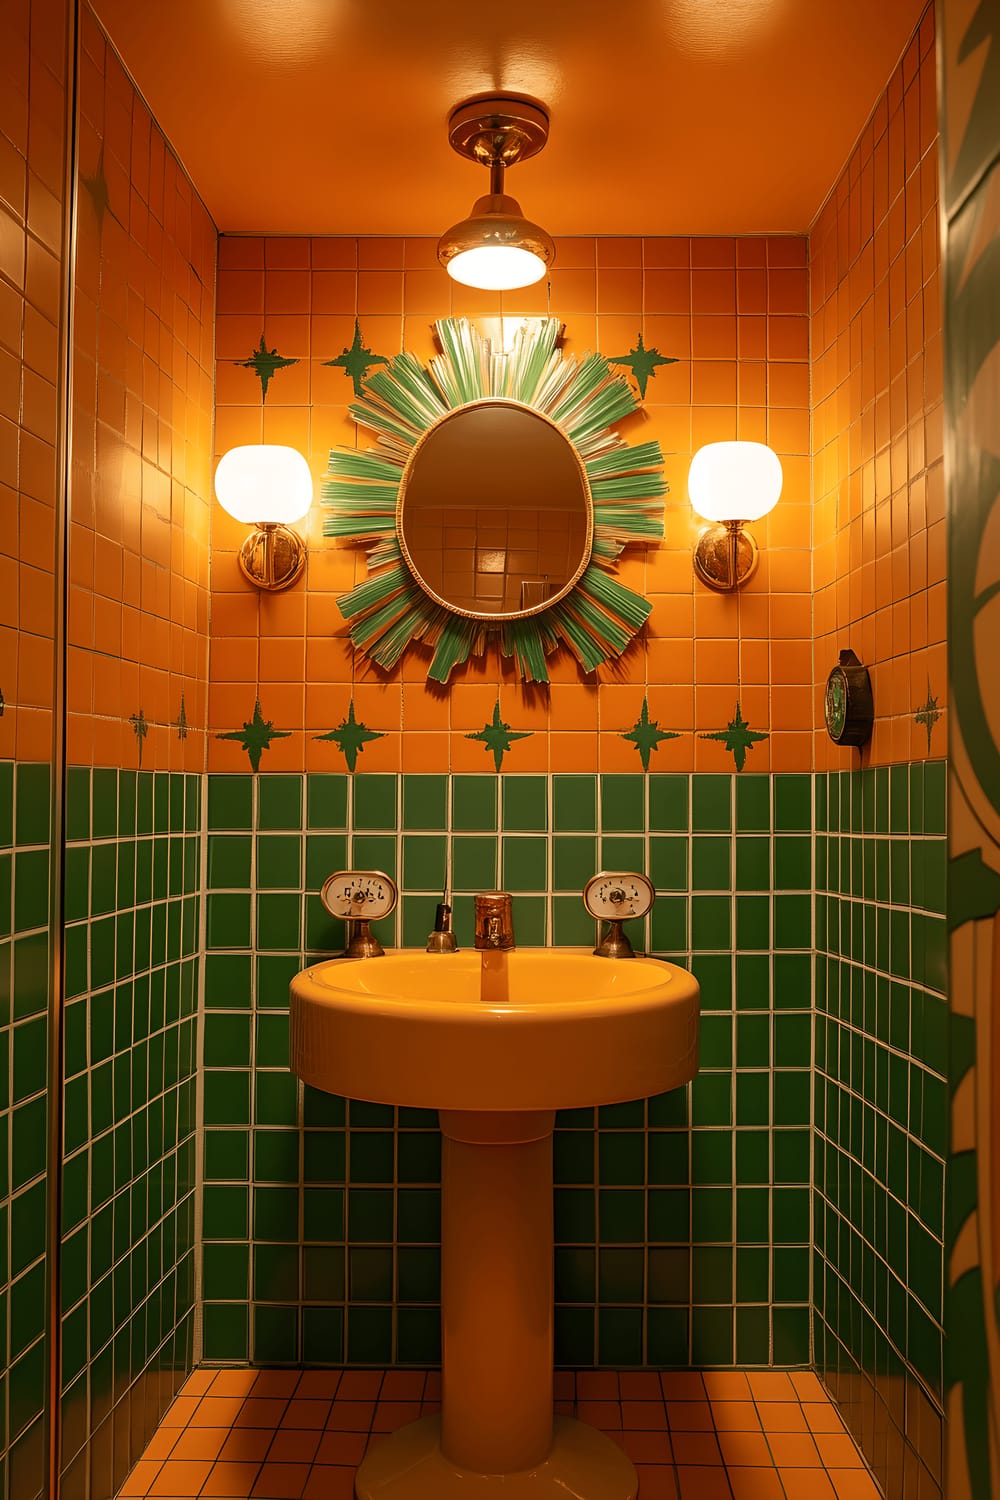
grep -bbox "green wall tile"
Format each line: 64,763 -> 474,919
552,776 -> 596,832
14,765 -> 50,847
452,776 -> 497,832
258,776 -> 303,830
307,774 -> 348,830
502,777 -> 548,831
649,775 -> 688,832
600,776 -> 644,831
692,777 -> 732,833
208,775 -> 253,831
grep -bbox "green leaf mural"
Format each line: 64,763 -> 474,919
942,0 -> 1000,1491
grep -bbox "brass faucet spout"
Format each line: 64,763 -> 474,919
474,891 -> 515,951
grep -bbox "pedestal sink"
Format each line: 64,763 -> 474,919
290,948 -> 699,1499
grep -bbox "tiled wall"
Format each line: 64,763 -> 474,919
205,230 -> 825,1374
1,0 -> 70,1494
814,762 -> 947,1497
200,769 -> 813,1369
810,6 -> 944,771
807,9 -> 949,1496
939,0 -> 1000,1493
60,767 -> 201,1499
69,4 -> 214,775
58,9 -> 216,1499
210,231 -> 813,777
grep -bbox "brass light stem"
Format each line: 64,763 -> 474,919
728,518 -> 741,591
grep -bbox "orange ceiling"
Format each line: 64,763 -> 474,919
92,0 -> 929,237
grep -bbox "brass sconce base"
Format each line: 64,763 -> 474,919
238,523 -> 306,591
693,520 -> 759,592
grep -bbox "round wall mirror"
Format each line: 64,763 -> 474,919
397,400 -> 592,619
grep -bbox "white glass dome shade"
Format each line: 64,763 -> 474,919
438,192 -> 554,291
214,445 -> 313,525
688,441 -> 783,524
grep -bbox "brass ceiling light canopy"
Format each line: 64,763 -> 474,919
437,95 -> 555,292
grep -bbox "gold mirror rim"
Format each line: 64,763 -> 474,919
395,396 -> 595,623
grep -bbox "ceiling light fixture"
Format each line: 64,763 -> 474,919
437,95 -> 555,293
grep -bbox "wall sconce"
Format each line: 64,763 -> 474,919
214,444 -> 313,591
689,441 -> 783,592
437,95 -> 555,292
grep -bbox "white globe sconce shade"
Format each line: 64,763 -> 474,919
214,445 -> 313,591
438,193 -> 554,291
688,441 -> 783,592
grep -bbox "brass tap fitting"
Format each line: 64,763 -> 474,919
473,891 -> 515,950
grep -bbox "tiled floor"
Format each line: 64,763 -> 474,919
115,1367 -> 882,1500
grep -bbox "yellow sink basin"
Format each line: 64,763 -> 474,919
290,948 -> 699,1112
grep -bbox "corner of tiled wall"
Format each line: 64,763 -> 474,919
56,7 -> 218,1498
808,8 -> 948,1497
2,0 -> 71,1493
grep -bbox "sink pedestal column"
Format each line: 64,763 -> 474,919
354,1109 -> 638,1500
355,1110 -> 638,1494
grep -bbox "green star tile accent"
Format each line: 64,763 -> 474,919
914,682 -> 942,753
620,696 -> 680,771
465,701 -> 533,772
314,699 -> 385,773
237,332 -> 299,402
324,317 -> 390,397
700,702 -> 769,772
129,710 -> 148,768
216,699 -> 292,773
81,146 -> 111,226
605,332 -> 678,399
175,693 -> 188,741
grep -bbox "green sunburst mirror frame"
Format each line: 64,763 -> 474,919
322,317 -> 667,684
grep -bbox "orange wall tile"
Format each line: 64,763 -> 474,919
210,234 -> 812,775
0,0 -> 68,763
809,5 -> 943,769
67,3 -> 216,770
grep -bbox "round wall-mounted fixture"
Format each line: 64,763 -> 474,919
437,95 -> 555,292
214,444 -> 313,591
689,440 -> 783,592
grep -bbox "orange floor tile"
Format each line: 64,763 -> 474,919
115,1368 -> 882,1499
